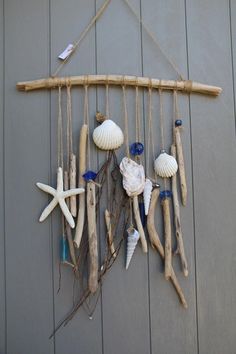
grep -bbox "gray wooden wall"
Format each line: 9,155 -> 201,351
1,1 -> 236,353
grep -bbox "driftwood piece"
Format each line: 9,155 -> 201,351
17,75 -> 222,96
105,209 -> 117,258
171,144 -> 188,276
147,188 -> 188,308
87,181 -> 98,293
64,171 -> 77,269
70,153 -> 77,217
133,195 -> 148,253
175,127 -> 187,206
161,197 -> 172,280
74,124 -> 88,248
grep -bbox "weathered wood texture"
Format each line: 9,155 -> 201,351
1,1 -> 236,354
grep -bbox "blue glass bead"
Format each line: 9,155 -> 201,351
130,142 -> 144,156
139,202 -> 146,227
60,237 -> 69,263
175,119 -> 182,127
160,190 -> 172,200
83,170 -> 97,182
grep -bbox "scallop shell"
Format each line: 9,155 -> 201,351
126,228 -> 140,270
93,119 -> 124,150
154,152 -> 178,178
143,178 -> 153,215
120,157 -> 145,197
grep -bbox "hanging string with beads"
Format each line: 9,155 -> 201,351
159,87 -> 167,190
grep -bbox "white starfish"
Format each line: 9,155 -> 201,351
36,167 -> 85,228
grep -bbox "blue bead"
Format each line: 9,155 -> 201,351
160,190 -> 172,200
60,237 -> 69,263
175,119 -> 182,127
83,170 -> 97,182
130,142 -> 144,156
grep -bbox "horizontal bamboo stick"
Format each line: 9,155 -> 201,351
16,75 -> 222,96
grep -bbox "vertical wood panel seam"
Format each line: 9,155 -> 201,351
229,0 -> 236,136
3,0 -> 7,352
140,1 -> 152,354
184,1 -> 199,353
48,0 -> 56,352
94,1 -> 104,353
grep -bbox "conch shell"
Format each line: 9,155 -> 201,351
119,157 -> 145,197
93,119 -> 124,150
154,151 -> 178,178
126,227 -> 140,269
143,178 -> 153,215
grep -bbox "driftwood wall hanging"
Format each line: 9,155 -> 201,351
16,0 -> 222,337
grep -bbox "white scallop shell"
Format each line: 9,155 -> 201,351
119,157 -> 145,197
93,119 -> 124,150
143,178 -> 153,215
126,227 -> 140,269
154,152 -> 178,178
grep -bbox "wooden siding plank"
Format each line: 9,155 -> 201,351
141,1 -> 198,353
50,1 -> 103,354
186,1 -> 236,353
230,0 -> 236,130
0,0 -> 5,352
96,1 -> 151,354
4,0 -> 54,353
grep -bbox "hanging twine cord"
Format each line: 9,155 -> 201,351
147,86 -> 155,176
57,86 -> 64,169
66,84 -> 73,171
122,85 -> 130,158
122,0 -> 184,80
135,86 -> 141,142
52,0 -> 111,77
105,83 -> 110,118
83,84 -> 91,169
159,87 -> 165,150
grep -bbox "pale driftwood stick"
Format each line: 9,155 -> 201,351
87,181 -> 98,294
70,153 -> 77,217
175,127 -> 187,206
133,196 -> 148,253
147,188 -> 188,308
161,197 -> 172,280
74,124 -> 88,248
171,144 -> 188,277
17,75 -> 222,96
64,171 -> 77,269
105,209 -> 117,258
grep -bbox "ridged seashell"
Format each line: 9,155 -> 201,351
120,157 -> 145,197
93,119 -> 124,150
143,178 -> 153,215
126,228 -> 140,269
154,152 -> 178,178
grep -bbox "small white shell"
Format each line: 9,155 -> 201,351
126,228 -> 140,269
154,152 -> 178,178
120,157 -> 145,197
143,178 -> 153,215
93,119 -> 124,150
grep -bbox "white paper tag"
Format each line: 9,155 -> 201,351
58,44 -> 74,60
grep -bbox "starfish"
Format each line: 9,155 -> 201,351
36,167 -> 85,228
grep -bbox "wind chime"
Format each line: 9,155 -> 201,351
16,0 -> 222,335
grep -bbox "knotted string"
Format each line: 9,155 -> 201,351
57,86 -> 64,170
122,85 -> 130,158
66,84 -> 73,172
147,86 -> 155,179
83,84 -> 91,170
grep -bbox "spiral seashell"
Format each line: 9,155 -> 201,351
143,178 -> 153,215
126,227 -> 140,269
154,151 -> 178,178
120,157 -> 145,197
93,119 -> 124,150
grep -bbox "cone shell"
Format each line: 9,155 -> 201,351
93,119 -> 124,150
143,178 -> 153,215
126,228 -> 140,269
120,157 -> 145,197
154,152 -> 178,178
